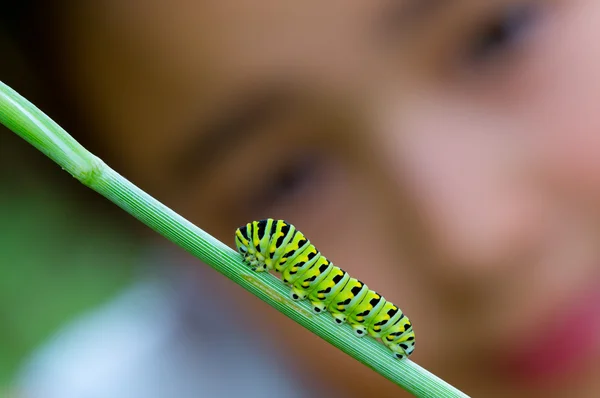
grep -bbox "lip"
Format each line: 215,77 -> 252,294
499,282 -> 600,386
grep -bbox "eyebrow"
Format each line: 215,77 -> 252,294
378,0 -> 452,37
171,85 -> 294,182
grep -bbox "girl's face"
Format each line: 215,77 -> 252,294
59,0 -> 600,396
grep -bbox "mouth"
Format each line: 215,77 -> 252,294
499,281 -> 600,387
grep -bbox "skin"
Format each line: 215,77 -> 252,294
36,0 -> 600,396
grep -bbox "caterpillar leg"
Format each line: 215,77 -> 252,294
254,252 -> 269,271
332,313 -> 347,325
253,263 -> 268,272
290,287 -> 308,301
386,344 -> 408,359
351,324 -> 367,337
241,251 -> 268,272
401,341 -> 416,357
385,341 -> 414,359
248,258 -> 267,272
310,301 -> 326,314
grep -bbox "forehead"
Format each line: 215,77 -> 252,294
72,0 -> 484,102
82,0 -> 394,93
197,0 -> 382,70
65,1 -> 395,173
66,0 -> 477,181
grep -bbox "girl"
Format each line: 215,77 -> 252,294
5,1 -> 600,397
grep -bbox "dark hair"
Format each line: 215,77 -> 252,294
0,3 -> 37,39
1,2 -> 54,69
1,3 -> 54,173
1,2 -> 94,150
0,3 -> 123,218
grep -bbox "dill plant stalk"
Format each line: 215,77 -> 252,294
0,80 -> 470,398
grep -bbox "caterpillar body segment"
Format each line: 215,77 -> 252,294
282,243 -> 319,286
383,315 -> 416,358
326,277 -> 369,325
235,219 -> 416,359
346,289 -> 386,337
368,301 -> 402,337
306,266 -> 350,314
290,256 -> 334,301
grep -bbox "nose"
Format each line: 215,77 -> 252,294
372,94 -> 545,280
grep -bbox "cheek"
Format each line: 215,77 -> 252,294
532,67 -> 600,198
543,118 -> 600,199
521,1 -> 600,198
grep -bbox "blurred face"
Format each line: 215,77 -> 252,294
58,0 -> 600,397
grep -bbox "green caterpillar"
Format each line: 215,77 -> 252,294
235,219 -> 415,359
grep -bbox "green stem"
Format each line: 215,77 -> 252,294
0,79 -> 470,398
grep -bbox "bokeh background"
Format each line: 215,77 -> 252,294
1,87 -> 138,396
3,2 -> 600,398
1,24 -> 138,393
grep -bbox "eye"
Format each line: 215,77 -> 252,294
248,152 -> 327,211
463,3 -> 541,66
270,157 -> 317,199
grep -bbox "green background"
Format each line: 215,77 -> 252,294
0,154 -> 138,387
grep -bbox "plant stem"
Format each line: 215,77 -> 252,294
0,79 -> 470,397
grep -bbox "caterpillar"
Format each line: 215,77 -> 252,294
234,218 -> 415,359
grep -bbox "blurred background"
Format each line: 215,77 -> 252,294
0,11 -> 138,394
3,2 -> 600,398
